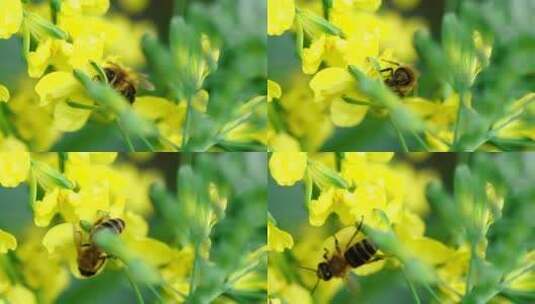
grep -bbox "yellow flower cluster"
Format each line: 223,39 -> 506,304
0,153 -> 199,303
267,152 -> 532,303
268,0 -> 430,150
268,0 -> 535,151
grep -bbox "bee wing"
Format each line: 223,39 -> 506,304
137,73 -> 155,91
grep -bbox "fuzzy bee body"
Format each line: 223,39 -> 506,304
96,62 -> 153,103
76,217 -> 125,278
344,238 -> 378,268
316,238 -> 378,281
380,61 -> 418,97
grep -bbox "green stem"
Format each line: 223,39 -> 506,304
403,270 -> 421,304
139,135 -> 156,152
58,152 -> 67,173
424,283 -> 441,303
411,130 -> 430,152
322,0 -> 332,19
391,117 -> 409,152
181,97 -> 193,150
465,243 -> 477,295
453,92 -> 466,147
125,269 -> 145,304
146,284 -> 164,303
188,243 -> 201,297
116,121 -> 136,152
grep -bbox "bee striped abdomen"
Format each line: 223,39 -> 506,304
96,218 -> 125,235
344,239 -> 377,268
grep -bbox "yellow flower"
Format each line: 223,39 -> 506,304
268,221 -> 294,252
2,284 -> 36,304
0,148 -> 30,188
0,229 -> 17,253
35,71 -> 83,106
269,132 -> 301,151
133,96 -> 187,148
269,152 -> 307,186
0,0 -> 23,39
268,80 -> 282,102
309,67 -> 354,101
16,229 -> 69,303
7,81 -> 60,150
0,84 -> 9,102
329,97 -> 369,127
268,0 -> 295,36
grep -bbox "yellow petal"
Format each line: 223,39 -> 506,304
353,259 -> 385,275
0,84 -> 10,102
366,152 -> 394,163
334,0 -> 382,12
133,96 -> 176,120
330,98 -> 369,127
269,152 -> 307,186
267,221 -> 294,252
269,132 -> 301,151
302,36 -> 326,75
42,223 -> 74,254
34,189 -> 60,227
268,0 -> 295,36
309,188 -> 335,226
80,0 -> 110,15
6,285 -> 36,304
0,0 -> 23,39
89,152 -> 118,164
310,67 -> 356,103
0,149 -> 30,188
126,238 -> 174,266
35,72 -> 81,106
405,237 -> 455,265
53,101 -> 92,132
27,39 -> 53,78
344,32 -> 379,69
69,36 -> 104,68
268,80 -> 282,102
0,229 -> 17,253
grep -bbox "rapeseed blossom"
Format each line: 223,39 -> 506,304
1,1 -> 266,151
0,153 -> 266,303
269,0 -> 535,151
268,152 -> 535,303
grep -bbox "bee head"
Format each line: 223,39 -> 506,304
317,262 -> 333,281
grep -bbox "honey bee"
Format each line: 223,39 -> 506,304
299,219 -> 383,293
75,216 -> 125,277
97,62 -> 154,103
379,59 -> 418,97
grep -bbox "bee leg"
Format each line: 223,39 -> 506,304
345,216 -> 364,250
379,68 -> 394,79
323,248 -> 330,260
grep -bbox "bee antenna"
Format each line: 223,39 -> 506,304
297,265 -> 317,273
